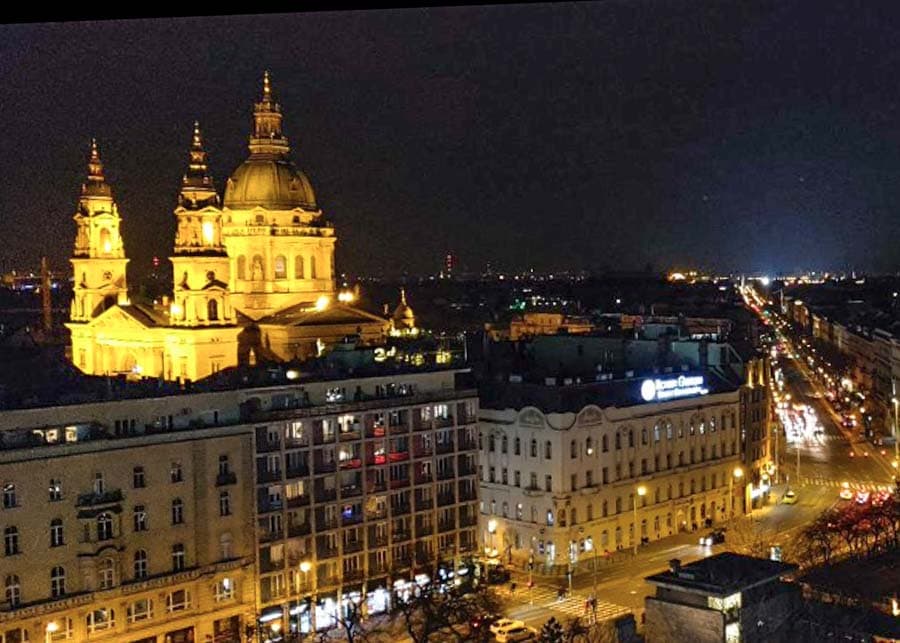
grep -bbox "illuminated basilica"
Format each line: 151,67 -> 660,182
67,73 -> 391,381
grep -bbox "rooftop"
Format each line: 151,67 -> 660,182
645,553 -> 798,598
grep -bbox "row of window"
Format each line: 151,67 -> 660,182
483,441 -> 738,491
3,546 -> 193,607
483,417 -> 735,459
1,456 -> 233,509
2,493 -> 232,558
235,253 -> 319,281
484,470 -> 733,527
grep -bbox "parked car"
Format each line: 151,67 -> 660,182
839,482 -> 853,501
495,625 -> 538,642
490,618 -> 525,637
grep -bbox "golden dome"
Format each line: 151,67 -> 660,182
223,157 -> 317,210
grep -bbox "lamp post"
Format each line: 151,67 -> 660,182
300,560 -> 315,635
487,519 -> 497,556
632,486 -> 647,555
730,467 -> 744,523
44,622 -> 59,643
892,389 -> 899,481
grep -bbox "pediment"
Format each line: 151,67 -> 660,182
519,407 -> 546,428
88,305 -> 154,330
577,405 -> 604,426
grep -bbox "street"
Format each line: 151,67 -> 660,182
499,303 -> 897,633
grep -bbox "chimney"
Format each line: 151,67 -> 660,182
669,558 -> 681,574
41,256 -> 52,332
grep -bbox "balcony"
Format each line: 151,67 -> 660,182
367,481 -> 387,494
413,447 -> 434,459
342,513 -> 364,526
439,521 -> 456,533
76,489 -> 124,507
256,439 -> 281,453
316,517 -> 339,531
458,489 -> 477,502
314,489 -> 337,503
258,499 -> 283,514
416,523 -> 435,536
435,442 -> 455,455
343,540 -> 364,554
459,514 -> 477,528
393,556 -> 412,568
388,423 -> 409,435
437,494 -> 455,506
314,461 -> 337,474
339,429 -> 362,442
288,522 -> 312,538
259,528 -> 283,543
369,561 -> 388,575
436,469 -> 455,481
414,473 -> 433,485
257,469 -> 282,484
286,494 -> 310,508
340,485 -> 362,499
284,436 -> 309,449
458,439 -> 477,451
388,451 -> 409,463
216,471 -> 238,486
415,496 -> 434,511
391,531 -> 412,542
368,535 -> 388,548
366,508 -> 388,521
523,485 -> 543,497
457,464 -> 476,476
317,546 -> 339,559
342,568 -> 365,582
391,504 -> 411,516
259,557 -> 283,573
339,458 -> 362,470
285,464 -> 310,479
389,478 -> 410,490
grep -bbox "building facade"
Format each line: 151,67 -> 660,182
67,73 -> 388,383
478,375 -> 746,573
0,400 -> 255,643
242,369 -> 480,641
0,362 -> 477,643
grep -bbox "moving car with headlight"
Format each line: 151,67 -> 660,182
781,490 -> 798,504
699,528 -> 726,546
495,625 -> 538,642
855,490 -> 870,505
490,619 -> 525,637
839,482 -> 853,500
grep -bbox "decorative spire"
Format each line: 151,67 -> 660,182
249,70 -> 289,155
400,288 -> 408,306
179,121 -> 218,209
81,138 -> 112,198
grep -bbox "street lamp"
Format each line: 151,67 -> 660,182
632,486 -> 647,555
487,518 -> 497,554
45,622 -> 59,643
730,467 -> 744,523
300,561 -> 315,634
892,389 -> 899,479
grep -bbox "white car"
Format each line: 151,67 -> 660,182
496,625 -> 538,642
490,619 -> 525,637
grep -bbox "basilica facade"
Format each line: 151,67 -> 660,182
67,73 -> 389,381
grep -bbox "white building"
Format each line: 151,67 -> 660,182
478,364 -> 747,573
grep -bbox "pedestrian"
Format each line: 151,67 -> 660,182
510,581 -> 517,595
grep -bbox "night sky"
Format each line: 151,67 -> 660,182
4,2 -> 900,278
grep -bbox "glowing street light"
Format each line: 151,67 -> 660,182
729,467 -> 744,523
487,518 -> 498,553
45,622 -> 59,643
633,485 -> 647,555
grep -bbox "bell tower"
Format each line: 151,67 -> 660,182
69,140 -> 129,322
169,122 -> 235,327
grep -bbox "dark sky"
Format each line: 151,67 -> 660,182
4,2 -> 900,278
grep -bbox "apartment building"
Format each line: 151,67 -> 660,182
0,393 -> 255,643
244,369 -> 480,640
0,359 -> 478,643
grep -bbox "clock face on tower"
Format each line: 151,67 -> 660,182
103,271 -> 113,281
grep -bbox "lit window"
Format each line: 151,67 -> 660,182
4,574 -> 20,607
214,577 -> 235,602
86,608 -> 115,633
127,598 -> 153,623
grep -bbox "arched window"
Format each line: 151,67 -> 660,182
530,440 -> 537,457
97,513 -> 113,541
50,518 -> 64,547
294,256 -> 304,279
207,299 -> 219,321
602,434 -> 609,452
544,441 -> 552,459
309,255 -> 317,279
50,566 -> 66,598
98,558 -> 116,589
134,550 -> 148,579
236,256 -> 247,280
274,255 -> 287,279
501,436 -> 508,454
514,437 -> 521,455
5,575 -> 20,607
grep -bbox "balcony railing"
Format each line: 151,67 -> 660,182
317,546 -> 339,559
343,540 -> 364,554
436,469 -> 455,481
316,517 -> 338,531
367,481 -> 387,494
340,485 -> 362,498
393,556 -> 412,568
414,474 -> 433,485
257,469 -> 282,484
392,531 -> 412,542
415,497 -> 434,511
389,478 -> 410,490
339,429 -> 362,442
314,489 -> 337,503
286,494 -> 310,508
459,515 -> 477,528
458,489 -> 477,502
76,489 -> 123,507
388,451 -> 409,462
413,448 -> 434,458
339,458 -> 362,470
391,504 -> 412,516
285,465 -> 310,479
258,499 -> 283,514
439,521 -> 456,533
259,528 -> 283,543
342,513 -> 364,526
314,461 -> 337,474
437,494 -> 455,505
342,568 -> 364,582
435,442 -> 455,455
256,439 -> 281,453
368,535 -> 388,548
416,523 -> 435,536
388,423 -> 409,435
288,522 -> 312,537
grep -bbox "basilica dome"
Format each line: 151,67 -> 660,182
223,156 -> 317,210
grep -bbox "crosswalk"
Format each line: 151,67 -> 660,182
505,586 -> 630,624
798,477 -> 894,492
